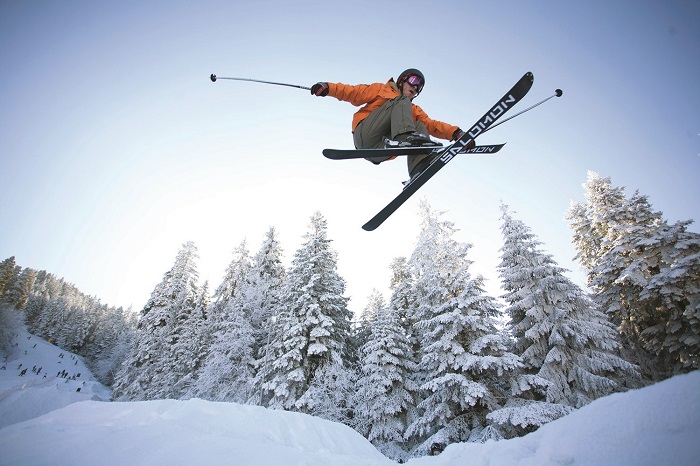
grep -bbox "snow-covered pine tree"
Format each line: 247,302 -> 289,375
568,173 -> 662,373
386,256 -> 420,446
388,257 -> 418,351
0,303 -> 23,352
6,267 -> 37,310
567,172 -> 700,380
490,204 -> 637,437
167,281 -> 210,398
0,257 -> 25,350
0,257 -> 18,298
354,289 -> 384,354
191,240 -> 256,402
207,239 -> 252,327
192,291 -> 256,402
90,307 -> 137,386
32,284 -> 66,345
405,201 -> 519,449
638,218 -> 700,372
246,228 -> 286,362
0,259 -> 34,350
1,267 -> 36,310
354,292 -> 417,459
296,358 -> 358,425
22,271 -> 49,327
112,241 -> 201,401
260,212 -> 353,412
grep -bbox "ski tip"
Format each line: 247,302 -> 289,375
555,88 -> 563,97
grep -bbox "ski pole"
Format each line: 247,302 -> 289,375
210,74 -> 311,91
485,89 -> 563,133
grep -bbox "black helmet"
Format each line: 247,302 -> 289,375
430,442 -> 444,454
397,68 -> 425,95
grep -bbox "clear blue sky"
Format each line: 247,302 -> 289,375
1,0 -> 698,314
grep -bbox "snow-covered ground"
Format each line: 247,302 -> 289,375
1,328 -> 699,465
0,326 -> 111,430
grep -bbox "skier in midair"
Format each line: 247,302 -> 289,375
310,68 -> 472,180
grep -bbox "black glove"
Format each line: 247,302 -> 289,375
452,128 -> 475,149
311,82 -> 329,97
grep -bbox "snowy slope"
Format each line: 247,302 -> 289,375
0,326 -> 110,429
1,329 -> 699,465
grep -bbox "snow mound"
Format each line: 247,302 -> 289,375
0,398 -> 393,466
406,371 -> 700,466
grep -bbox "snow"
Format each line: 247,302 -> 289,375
0,326 -> 111,430
1,328 -> 699,465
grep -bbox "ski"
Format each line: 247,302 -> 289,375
323,143 -> 505,160
362,71 -> 534,231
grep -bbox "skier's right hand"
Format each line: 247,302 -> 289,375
311,82 -> 329,97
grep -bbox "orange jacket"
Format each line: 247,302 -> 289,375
327,79 -> 459,140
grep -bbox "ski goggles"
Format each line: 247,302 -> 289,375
405,74 -> 424,88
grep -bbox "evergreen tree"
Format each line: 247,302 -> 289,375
23,270 -> 51,327
90,307 -> 138,386
197,239 -> 252,356
113,241 -> 201,400
219,240 -> 252,300
0,259 -> 31,350
296,359 -> 357,425
0,257 -> 18,298
246,228 -> 286,360
387,257 -> 417,348
3,268 -> 37,310
191,240 -> 257,402
490,204 -> 637,436
355,293 -> 417,458
260,212 -> 352,411
639,219 -> 700,372
405,201 -> 519,448
35,289 -> 71,346
168,281 -> 210,398
193,290 -> 255,402
354,289 -> 384,353
386,256 -> 420,444
0,259 -> 24,351
206,239 -> 252,331
567,172 -> 700,380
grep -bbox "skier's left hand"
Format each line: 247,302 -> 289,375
452,128 -> 475,150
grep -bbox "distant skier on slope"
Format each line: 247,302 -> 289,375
310,68 -> 473,180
